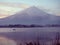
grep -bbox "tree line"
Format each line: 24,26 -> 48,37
0,24 -> 60,28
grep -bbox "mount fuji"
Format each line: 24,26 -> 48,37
0,6 -> 60,25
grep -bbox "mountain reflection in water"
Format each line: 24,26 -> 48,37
0,27 -> 60,45
0,37 -> 17,45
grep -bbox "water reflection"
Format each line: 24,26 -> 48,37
0,28 -> 60,45
0,36 -> 17,45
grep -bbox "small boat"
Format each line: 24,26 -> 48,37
13,29 -> 16,31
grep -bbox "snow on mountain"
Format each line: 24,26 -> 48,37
0,6 -> 60,25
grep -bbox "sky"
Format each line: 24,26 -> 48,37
0,0 -> 60,18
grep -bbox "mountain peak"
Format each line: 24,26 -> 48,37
28,6 -> 39,9
22,6 -> 48,16
0,6 -> 59,25
26,6 -> 40,11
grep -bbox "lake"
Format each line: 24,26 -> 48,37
0,27 -> 60,45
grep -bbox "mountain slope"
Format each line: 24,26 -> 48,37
0,6 -> 60,25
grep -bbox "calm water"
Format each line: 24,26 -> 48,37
0,27 -> 60,45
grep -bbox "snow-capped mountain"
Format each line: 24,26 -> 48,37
0,6 -> 60,25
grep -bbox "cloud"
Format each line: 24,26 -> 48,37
0,3 -> 29,18
0,8 -> 21,18
0,2 -> 30,8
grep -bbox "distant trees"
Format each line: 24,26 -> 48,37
0,24 -> 43,28
0,24 -> 60,28
46,24 -> 60,27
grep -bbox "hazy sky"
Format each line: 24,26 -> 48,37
0,0 -> 60,18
